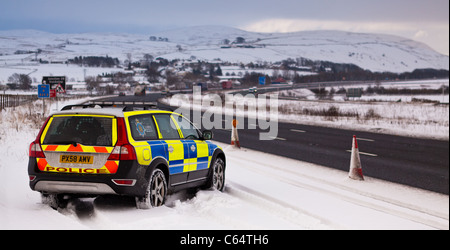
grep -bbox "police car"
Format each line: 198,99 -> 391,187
28,104 -> 226,209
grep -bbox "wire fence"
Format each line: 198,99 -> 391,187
0,94 -> 38,111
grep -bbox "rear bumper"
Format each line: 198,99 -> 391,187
28,157 -> 148,197
34,181 -> 116,194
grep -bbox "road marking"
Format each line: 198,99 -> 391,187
346,150 -> 378,157
290,129 -> 306,133
356,137 -> 375,142
270,136 -> 287,141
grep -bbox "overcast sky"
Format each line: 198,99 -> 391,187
0,0 -> 448,55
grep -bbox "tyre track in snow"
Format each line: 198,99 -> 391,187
50,143 -> 447,230
61,147 -> 448,230
223,146 -> 449,230
224,182 -> 342,229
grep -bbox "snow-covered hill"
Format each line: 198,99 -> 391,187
0,25 -> 448,73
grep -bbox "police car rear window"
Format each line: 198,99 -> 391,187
42,116 -> 113,146
128,114 -> 158,140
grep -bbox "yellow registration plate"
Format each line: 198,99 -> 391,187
60,155 -> 94,164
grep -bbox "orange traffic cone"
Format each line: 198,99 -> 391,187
349,135 -> 364,180
231,119 -> 240,148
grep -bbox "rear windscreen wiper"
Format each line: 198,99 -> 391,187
47,141 -> 80,146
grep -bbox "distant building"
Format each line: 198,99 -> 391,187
272,77 -> 287,84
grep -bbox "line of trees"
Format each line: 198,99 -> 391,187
68,56 -> 119,67
294,66 -> 449,83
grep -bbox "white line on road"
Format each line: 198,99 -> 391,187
290,129 -> 306,133
346,150 -> 378,157
270,136 -> 287,141
356,137 -> 375,142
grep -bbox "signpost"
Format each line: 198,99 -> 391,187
38,84 -> 50,98
259,76 -> 265,85
42,76 -> 66,94
40,76 -> 66,114
346,88 -> 362,98
37,84 -> 50,117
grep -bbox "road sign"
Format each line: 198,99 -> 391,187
259,76 -> 265,85
54,84 -> 65,94
347,88 -> 362,98
42,76 -> 66,94
38,84 -> 50,98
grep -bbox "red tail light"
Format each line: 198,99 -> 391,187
29,116 -> 51,158
108,118 -> 136,161
108,144 -> 136,160
29,141 -> 45,158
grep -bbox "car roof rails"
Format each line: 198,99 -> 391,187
121,104 -> 158,111
60,104 -> 106,110
121,103 -> 174,112
61,101 -> 171,112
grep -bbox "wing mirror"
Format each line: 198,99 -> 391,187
202,130 -> 213,140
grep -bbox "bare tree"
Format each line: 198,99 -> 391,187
85,76 -> 100,91
126,53 -> 132,70
8,73 -> 32,90
142,54 -> 154,67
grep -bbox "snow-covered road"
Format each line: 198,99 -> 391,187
0,98 -> 448,230
0,132 -> 448,229
223,144 -> 448,230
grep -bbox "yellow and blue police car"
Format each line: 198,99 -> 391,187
28,104 -> 226,209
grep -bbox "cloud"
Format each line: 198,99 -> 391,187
240,18 -> 449,55
414,30 -> 428,39
242,18 -> 418,33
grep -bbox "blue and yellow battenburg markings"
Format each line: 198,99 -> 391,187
144,140 -> 218,175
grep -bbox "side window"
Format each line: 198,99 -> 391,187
153,114 -> 180,139
128,114 -> 158,140
173,115 -> 200,139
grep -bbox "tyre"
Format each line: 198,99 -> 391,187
206,157 -> 225,191
41,193 -> 68,210
136,168 -> 167,209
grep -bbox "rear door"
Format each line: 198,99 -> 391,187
126,113 -> 160,166
38,114 -> 118,174
152,114 -> 187,186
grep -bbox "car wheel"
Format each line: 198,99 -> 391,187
212,158 -> 225,191
41,193 -> 68,210
136,168 -> 167,209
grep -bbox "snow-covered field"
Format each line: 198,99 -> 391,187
277,98 -> 449,141
0,97 -> 448,230
0,63 -> 123,85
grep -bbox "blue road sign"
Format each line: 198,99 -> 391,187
38,84 -> 50,98
259,76 -> 265,85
